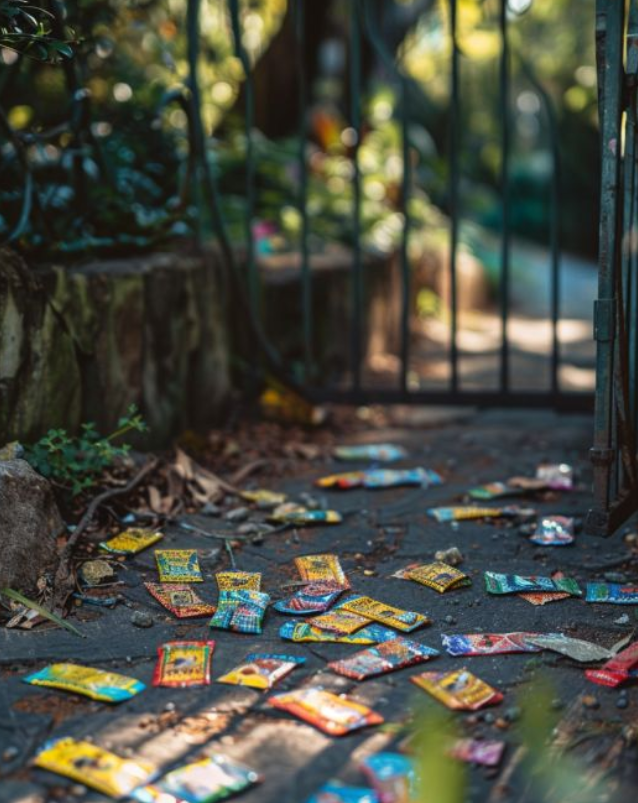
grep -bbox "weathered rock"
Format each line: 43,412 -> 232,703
0,459 -> 64,592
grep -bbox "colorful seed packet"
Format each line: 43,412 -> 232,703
209,589 -> 270,634
328,638 -> 438,680
268,687 -> 384,736
308,609 -> 373,635
279,621 -> 398,645
411,668 -> 503,711
217,653 -> 305,690
216,571 -> 262,591
307,782 -> 379,803
155,549 -> 203,583
241,489 -> 287,507
339,595 -> 430,632
270,508 -> 343,525
518,590 -> 571,606
23,664 -> 145,703
536,462 -> 574,490
133,754 -> 260,803
316,471 -> 367,490
100,527 -> 163,555
449,739 -> 505,767
34,737 -> 155,798
362,468 -> 442,489
274,582 -> 344,615
334,444 -> 408,463
360,752 -> 415,803
145,583 -> 216,618
484,571 -> 581,596
585,582 -> 638,604
427,506 -> 533,522
152,641 -> 215,688
530,516 -> 575,546
393,562 -> 471,593
441,632 -> 543,657
468,482 -> 518,501
585,641 -> 638,687
526,634 -> 612,663
295,554 -> 349,588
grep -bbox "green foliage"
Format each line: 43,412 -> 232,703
0,587 -> 84,636
0,0 -> 74,61
23,405 -> 147,496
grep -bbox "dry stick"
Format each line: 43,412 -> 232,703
53,458 -> 160,611
229,458 -> 269,487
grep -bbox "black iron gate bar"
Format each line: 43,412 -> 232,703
218,0 -> 590,410
586,0 -> 638,536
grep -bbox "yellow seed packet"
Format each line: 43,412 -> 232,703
155,550 -> 203,583
23,664 -> 145,703
217,653 -> 305,690
241,489 -> 287,507
100,528 -> 163,555
294,554 -> 349,589
216,571 -> 262,591
308,609 -> 372,635
339,595 -> 430,632
411,668 -> 503,711
34,737 -> 155,798
394,562 -> 471,593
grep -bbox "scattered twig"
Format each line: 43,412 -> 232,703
229,458 -> 269,487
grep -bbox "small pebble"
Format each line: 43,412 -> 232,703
444,615 -> 456,625
131,611 -> 154,628
225,507 -> 250,523
237,523 -> 260,535
616,697 -> 629,710
201,502 -> 221,517
363,569 -> 376,577
483,713 -> 495,724
495,718 -> 509,730
164,702 -> 176,712
504,705 -> 521,722
582,695 -> 600,709
2,746 -> 19,761
604,572 -> 627,584
69,785 -> 87,796
614,614 -> 630,625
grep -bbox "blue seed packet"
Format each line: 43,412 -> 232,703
279,621 -> 399,644
334,444 -> 407,463
585,582 -> 638,604
361,753 -> 416,803
209,589 -> 270,634
307,782 -> 379,803
363,468 -> 442,489
274,582 -> 344,615
484,571 -> 581,596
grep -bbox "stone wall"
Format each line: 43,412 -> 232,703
0,248 -> 230,446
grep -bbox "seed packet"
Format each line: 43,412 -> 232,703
441,633 -> 543,657
308,609 -> 373,635
155,550 -> 203,583
530,516 -> 575,546
328,638 -> 438,680
526,634 -> 613,663
518,591 -> 571,606
393,563 -> 470,593
270,508 -> 343,525
316,472 -> 367,490
468,482 -> 517,501
449,739 -> 505,767
334,444 -> 408,463
536,462 -> 574,490
585,582 -> 638,604
145,583 -> 216,618
427,506 -> 533,522
363,468 -> 442,490
585,641 -> 638,687
484,571 -> 581,596
133,754 -> 259,803
217,653 -> 305,690
23,663 -> 145,703
216,571 -> 262,591
152,641 -> 215,688
360,752 -> 415,803
295,554 -> 349,588
307,782 -> 379,803
339,595 -> 430,632
279,621 -> 398,645
100,527 -> 163,555
241,489 -> 287,507
411,668 -> 503,711
209,590 -> 270,634
268,687 -> 383,736
274,582 -> 344,615
34,737 -> 155,798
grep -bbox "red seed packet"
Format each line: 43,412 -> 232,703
411,668 -> 503,711
274,581 -> 344,615
295,554 -> 350,589
216,571 -> 262,591
449,739 -> 505,767
585,641 -> 638,687
217,653 -> 305,690
144,583 -> 216,618
152,641 -> 215,688
518,571 -> 571,605
268,687 -> 383,736
308,609 -> 372,635
339,595 -> 430,632
328,638 -> 438,680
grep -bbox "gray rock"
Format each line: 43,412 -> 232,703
201,502 -> 221,517
225,507 -> 249,523
131,610 -> 154,628
0,459 -> 64,592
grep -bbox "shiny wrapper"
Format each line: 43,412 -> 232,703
24,663 -> 145,703
145,583 -> 216,618
585,641 -> 638,687
268,687 -> 383,736
279,621 -> 398,645
484,571 -> 581,596
308,609 -> 372,635
441,632 -> 543,657
411,668 -> 503,711
427,506 -> 532,522
449,739 -> 505,767
339,595 -> 430,632
362,468 -> 442,489
274,582 -> 344,615
209,589 -> 270,634
585,582 -> 638,604
360,752 -> 415,803
100,527 -> 163,555
152,641 -> 215,688
307,782 -> 379,803
217,653 -> 305,690
328,638 -> 438,680
295,554 -> 349,588
530,516 -> 575,546
393,562 -> 470,593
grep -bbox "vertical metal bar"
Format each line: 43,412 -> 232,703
587,0 -> 625,534
350,0 -> 363,393
499,0 -> 511,393
229,0 -> 258,311
449,0 -> 460,392
625,9 -> 638,432
294,1 -> 312,381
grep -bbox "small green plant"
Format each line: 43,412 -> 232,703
24,405 -> 148,496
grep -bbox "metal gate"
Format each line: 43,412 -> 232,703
586,0 -> 638,536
